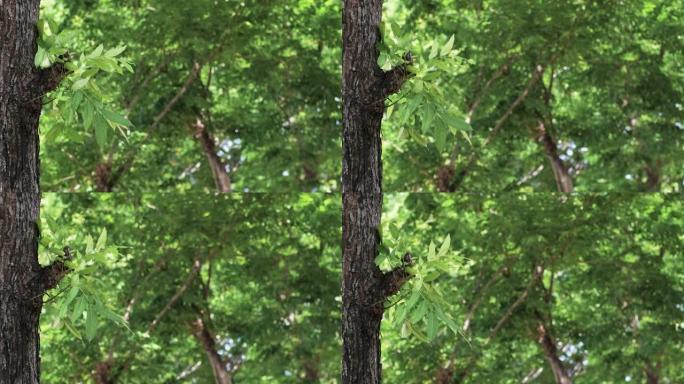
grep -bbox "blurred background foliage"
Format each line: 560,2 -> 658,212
36,0 -> 684,382
40,0 -> 683,193
41,193 -> 683,383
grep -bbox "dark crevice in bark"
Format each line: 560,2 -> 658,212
31,61 -> 69,99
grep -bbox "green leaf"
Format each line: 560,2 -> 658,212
96,228 -> 107,251
429,41 -> 439,60
435,307 -> 461,337
428,241 -> 436,260
89,44 -> 104,58
85,309 -> 98,341
63,320 -> 82,340
98,306 -> 127,328
35,45 -> 51,69
426,310 -> 438,340
104,46 -> 127,58
401,95 -> 423,125
81,101 -> 94,129
421,103 -> 435,133
72,78 -> 89,91
434,118 -> 448,152
442,112 -> 471,133
85,235 -> 94,254
410,301 -> 429,324
102,109 -> 132,128
71,296 -> 87,322
438,234 -> 451,257
64,286 -> 80,308
441,35 -> 455,57
71,91 -> 84,112
94,114 -> 110,148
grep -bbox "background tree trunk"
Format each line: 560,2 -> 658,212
537,322 -> 572,384
191,317 -> 232,384
1,1 -> 66,381
191,117 -> 232,193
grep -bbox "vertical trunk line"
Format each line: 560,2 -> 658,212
191,317 -> 232,384
192,118 -> 232,193
534,120 -> 573,193
536,322 -> 572,384
341,1 -> 388,383
0,1 -> 58,382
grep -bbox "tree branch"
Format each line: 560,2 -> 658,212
32,61 -> 69,99
377,53 -> 414,99
39,246 -> 73,292
147,257 -> 202,333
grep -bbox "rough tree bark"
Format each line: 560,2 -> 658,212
0,1 -> 68,382
341,1 -> 411,383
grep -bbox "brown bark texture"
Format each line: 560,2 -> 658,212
191,317 -> 232,384
534,121 -> 573,193
341,1 -> 411,383
537,322 -> 572,384
192,118 -> 231,193
0,1 -> 66,382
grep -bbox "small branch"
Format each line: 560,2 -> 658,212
378,53 -> 414,98
109,256 -> 205,381
488,264 -> 543,342
537,320 -> 572,384
467,55 -> 519,122
463,255 -> 518,333
125,53 -> 176,115
39,247 -> 73,292
105,61 -> 204,190
452,264 -> 544,383
534,119 -> 573,193
191,117 -> 232,193
449,64 -> 546,190
380,253 -> 413,299
32,61 -> 69,99
147,257 -> 202,333
379,65 -> 412,98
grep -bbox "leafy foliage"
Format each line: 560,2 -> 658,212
39,196 -> 127,341
37,14 -> 133,149
380,23 -> 471,152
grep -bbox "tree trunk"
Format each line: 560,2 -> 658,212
191,317 -> 232,384
341,1 -> 411,383
536,322 -> 572,384
644,363 -> 659,384
0,1 -> 66,382
534,121 -> 573,193
191,118 -> 231,193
